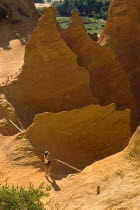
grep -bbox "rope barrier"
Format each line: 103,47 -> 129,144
0,70 -> 20,86
13,29 -> 27,43
9,120 -> 81,172
55,159 -> 81,172
9,119 -> 23,132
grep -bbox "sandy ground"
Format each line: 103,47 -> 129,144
0,40 -> 25,83
0,134 -> 71,209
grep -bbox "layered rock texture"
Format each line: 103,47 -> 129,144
0,94 -> 21,135
99,0 -> 140,48
19,104 -> 131,173
51,123 -> 140,210
59,10 -> 140,130
1,7 -> 96,127
99,0 -> 140,114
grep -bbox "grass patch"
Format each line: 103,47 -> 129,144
57,17 -> 106,34
0,182 -> 51,210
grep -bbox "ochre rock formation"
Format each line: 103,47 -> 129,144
0,94 -> 21,135
0,0 -> 39,47
1,7 -> 96,127
59,10 -> 140,131
18,104 -> 131,173
1,132 -> 40,167
8,0 -> 39,19
99,0 -> 140,48
99,0 -> 140,113
51,123 -> 140,210
0,133 -> 43,187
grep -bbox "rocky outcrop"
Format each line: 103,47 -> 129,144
0,0 -> 39,46
59,10 -> 140,131
0,0 -> 38,22
21,104 -> 131,173
51,121 -> 140,210
99,0 -> 140,48
0,94 -> 22,135
9,0 -> 39,19
99,0 -> 140,115
1,7 -> 96,127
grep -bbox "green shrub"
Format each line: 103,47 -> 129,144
52,0 -> 111,17
102,11 -> 108,20
100,6 -> 108,14
0,182 -> 51,210
34,0 -> 45,3
36,7 -> 47,15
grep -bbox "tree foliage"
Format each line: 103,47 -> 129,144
52,0 -> 111,19
34,0 -> 45,3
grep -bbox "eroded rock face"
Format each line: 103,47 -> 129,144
124,124 -> 140,158
1,7 -> 96,127
22,104 -> 131,173
0,0 -> 38,22
51,122 -> 140,210
0,0 -> 39,45
9,0 -> 39,19
99,0 -> 140,47
99,0 -> 140,114
1,132 -> 41,167
0,94 -> 21,135
59,10 -> 140,131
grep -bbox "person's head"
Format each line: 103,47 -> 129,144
44,151 -> 49,157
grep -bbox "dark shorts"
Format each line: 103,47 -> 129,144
45,161 -> 51,168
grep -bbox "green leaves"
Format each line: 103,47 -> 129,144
57,16 -> 106,34
52,0 -> 111,18
0,182 -> 51,210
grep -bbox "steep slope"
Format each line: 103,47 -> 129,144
99,0 -> 140,111
51,123 -> 140,210
15,104 -> 131,173
0,0 -> 38,40
0,134 -> 46,188
0,39 -> 25,83
1,7 -> 96,127
59,10 -> 140,131
0,0 -> 39,82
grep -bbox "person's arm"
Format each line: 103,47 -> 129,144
44,156 -> 46,161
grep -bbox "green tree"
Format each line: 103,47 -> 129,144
100,6 -> 108,14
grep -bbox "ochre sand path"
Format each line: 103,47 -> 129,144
0,39 -> 25,82
0,134 -> 65,209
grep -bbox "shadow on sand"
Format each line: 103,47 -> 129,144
46,175 -> 61,191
